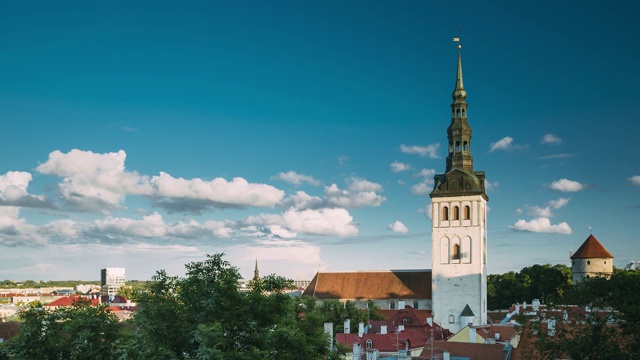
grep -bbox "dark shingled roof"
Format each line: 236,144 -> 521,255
460,304 -> 475,317
302,270 -> 431,300
571,234 -> 613,259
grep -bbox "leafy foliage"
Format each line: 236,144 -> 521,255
124,254 -> 334,359
487,264 -> 572,309
4,299 -> 120,360
517,268 -> 640,359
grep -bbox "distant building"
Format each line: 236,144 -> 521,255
570,234 -> 613,283
101,268 -> 126,296
302,270 -> 431,310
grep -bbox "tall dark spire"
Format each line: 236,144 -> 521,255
253,258 -> 259,280
431,44 -> 487,200
446,45 -> 473,173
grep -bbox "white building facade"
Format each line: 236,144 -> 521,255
101,267 -> 126,296
430,45 -> 488,334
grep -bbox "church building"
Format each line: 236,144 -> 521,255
429,43 -> 489,333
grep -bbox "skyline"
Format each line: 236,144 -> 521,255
1,1 -> 639,281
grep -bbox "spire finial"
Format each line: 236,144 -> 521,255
589,226 -> 593,234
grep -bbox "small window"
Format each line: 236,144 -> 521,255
464,206 -> 471,220
449,315 -> 455,324
366,339 -> 372,349
389,301 -> 395,310
442,206 -> 449,221
413,301 -> 419,310
453,244 -> 460,260
587,260 -> 591,265
453,206 -> 460,220
604,261 -> 607,264
403,316 -> 410,324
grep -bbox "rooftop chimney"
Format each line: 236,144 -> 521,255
344,319 -> 351,334
443,350 -> 451,360
469,326 -> 476,343
427,317 -> 433,327
381,325 -> 387,334
358,322 -> 364,337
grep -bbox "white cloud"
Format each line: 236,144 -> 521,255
324,179 -> 385,208
629,175 -> 640,186
36,149 -> 152,212
510,217 -> 572,234
272,171 -> 321,186
411,183 -> 431,196
94,213 -> 167,238
489,136 -> 513,152
549,178 -> 586,192
548,197 -> 570,209
410,169 -> 436,196
152,172 -> 285,208
538,153 -> 574,160
400,144 -> 440,158
0,171 -> 53,208
347,178 -> 383,192
390,161 -> 411,172
484,179 -> 500,191
281,191 -> 324,210
418,204 -> 432,220
388,221 -> 409,233
541,133 -> 564,145
0,210 -> 47,246
281,208 -> 358,237
525,197 -> 570,218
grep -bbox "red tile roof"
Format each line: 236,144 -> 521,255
473,324 -> 518,342
302,270 -> 431,300
45,296 -> 99,307
418,341 -> 509,360
571,234 -> 613,259
337,327 -> 432,352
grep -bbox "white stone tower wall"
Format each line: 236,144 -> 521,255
431,194 -> 487,333
571,258 -> 613,283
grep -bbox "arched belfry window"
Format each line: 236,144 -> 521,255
463,141 -> 468,151
453,206 -> 460,220
442,206 -> 449,221
456,109 -> 461,118
449,142 -> 454,153
462,109 -> 466,117
452,244 -> 460,260
456,141 -> 461,152
464,206 -> 471,220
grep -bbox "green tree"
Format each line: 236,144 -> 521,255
487,264 -> 572,309
310,299 -> 383,334
518,268 -> 640,359
126,253 -> 335,360
4,299 -> 120,360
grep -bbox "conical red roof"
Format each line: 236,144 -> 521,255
571,234 -> 613,259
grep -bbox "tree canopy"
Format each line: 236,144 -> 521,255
487,264 -> 572,310
1,254 -> 338,360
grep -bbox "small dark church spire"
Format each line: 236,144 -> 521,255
253,258 -> 259,280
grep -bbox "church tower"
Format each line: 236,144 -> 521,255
430,43 -> 488,333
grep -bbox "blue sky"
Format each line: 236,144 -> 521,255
1,1 -> 639,281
